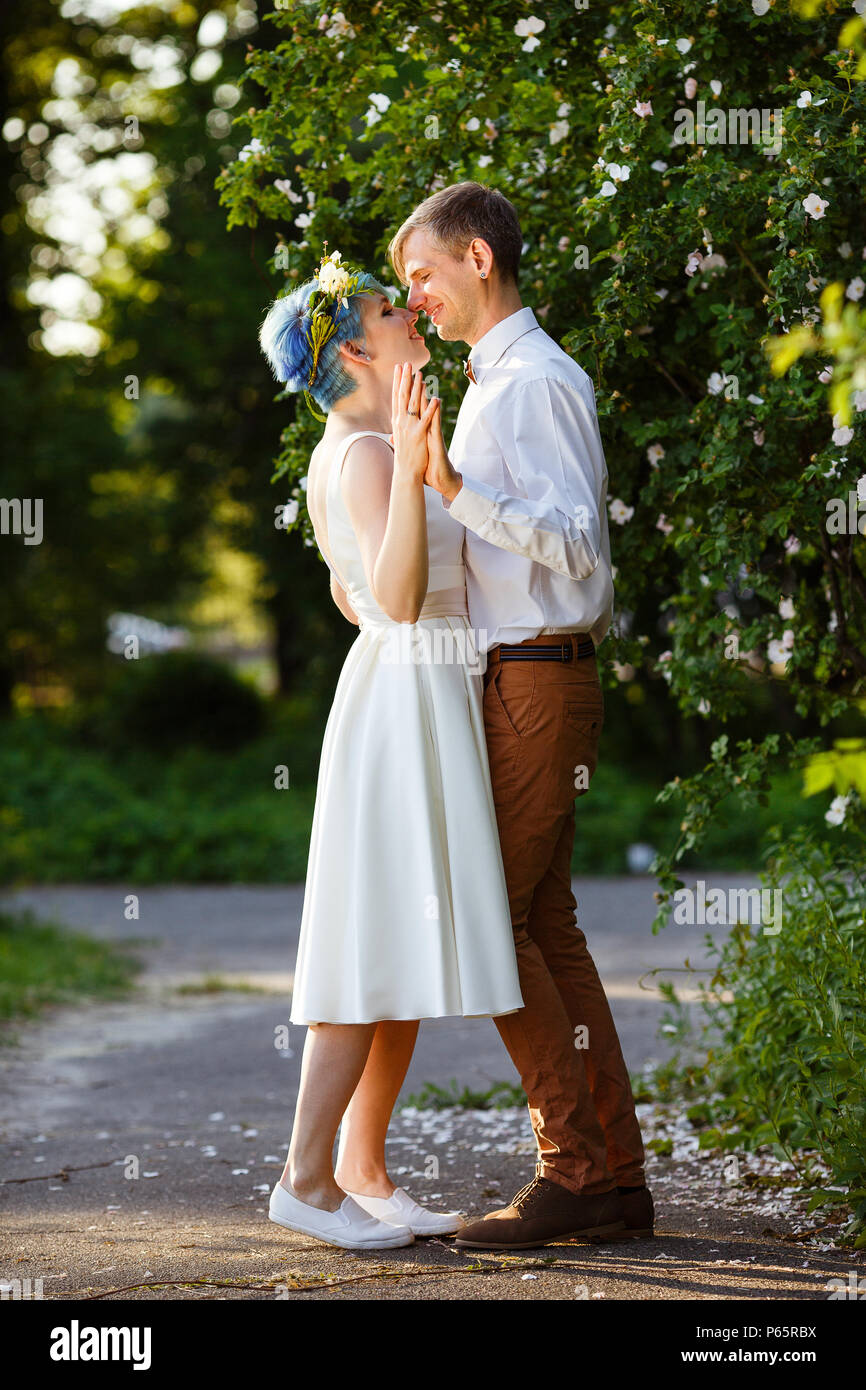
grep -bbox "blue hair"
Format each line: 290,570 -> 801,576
259,271 -> 390,413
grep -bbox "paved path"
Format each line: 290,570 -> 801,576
0,880 -> 860,1301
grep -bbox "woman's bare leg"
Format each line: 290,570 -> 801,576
281,1021 -> 377,1211
334,1020 -> 420,1197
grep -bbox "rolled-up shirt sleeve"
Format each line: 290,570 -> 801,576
446,376 -> 607,582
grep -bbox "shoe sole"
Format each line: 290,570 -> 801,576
454,1219 -> 626,1251
411,1227 -> 464,1237
268,1210 -> 414,1250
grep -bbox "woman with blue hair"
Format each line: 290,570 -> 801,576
259,251 -> 522,1251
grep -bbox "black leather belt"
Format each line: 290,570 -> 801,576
497,636 -> 595,662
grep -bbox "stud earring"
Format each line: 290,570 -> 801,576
480,271 -> 486,279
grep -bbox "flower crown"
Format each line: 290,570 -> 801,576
301,245 -> 378,419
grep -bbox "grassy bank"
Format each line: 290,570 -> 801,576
0,910 -> 141,1033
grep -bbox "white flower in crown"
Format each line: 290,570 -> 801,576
318,258 -> 351,297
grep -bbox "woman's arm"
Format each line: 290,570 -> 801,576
341,366 -> 438,624
330,571 -> 360,625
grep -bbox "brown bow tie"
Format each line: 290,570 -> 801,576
463,357 -> 477,385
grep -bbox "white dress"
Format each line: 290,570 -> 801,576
290,429 -> 523,1025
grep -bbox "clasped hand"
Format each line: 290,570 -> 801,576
390,363 -> 462,500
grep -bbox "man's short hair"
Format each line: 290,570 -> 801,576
388,182 -> 522,286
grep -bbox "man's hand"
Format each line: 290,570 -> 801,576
423,398 -> 463,503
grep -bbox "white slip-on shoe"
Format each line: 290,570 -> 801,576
268,1181 -> 414,1250
344,1186 -> 466,1237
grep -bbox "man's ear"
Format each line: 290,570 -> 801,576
468,237 -> 493,280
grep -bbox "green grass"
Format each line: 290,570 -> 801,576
0,708 -> 831,883
0,910 -> 141,1032
403,1079 -> 527,1111
175,974 -> 266,995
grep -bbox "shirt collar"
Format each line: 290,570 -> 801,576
468,306 -> 539,386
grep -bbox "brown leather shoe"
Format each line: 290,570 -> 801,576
606,1184 -> 655,1239
621,1184 -> 655,1235
453,1176 -> 626,1250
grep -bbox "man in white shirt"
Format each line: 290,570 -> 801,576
389,182 -> 652,1249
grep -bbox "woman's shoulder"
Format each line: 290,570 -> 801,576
315,428 -> 392,471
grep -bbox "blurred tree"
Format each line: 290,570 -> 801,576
1,0 -> 350,712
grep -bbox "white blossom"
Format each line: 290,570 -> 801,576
325,11 -> 356,39
515,16 -> 545,51
779,597 -> 795,620
609,498 -> 634,524
633,101 -> 653,118
803,193 -> 829,220
846,276 -> 865,301
651,159 -> 669,172
238,137 -> 267,162
647,443 -> 666,467
684,77 -> 697,99
752,0 -> 771,14
675,38 -> 693,54
274,179 -> 302,203
318,260 -> 350,295
838,241 -> 853,258
549,120 -> 570,144
825,795 -> 850,827
832,419 -> 854,446
767,638 -> 791,667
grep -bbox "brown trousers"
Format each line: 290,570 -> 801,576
483,632 -> 646,1196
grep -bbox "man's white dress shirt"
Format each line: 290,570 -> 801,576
446,306 -> 614,650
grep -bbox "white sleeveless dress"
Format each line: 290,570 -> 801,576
290,430 -> 523,1025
